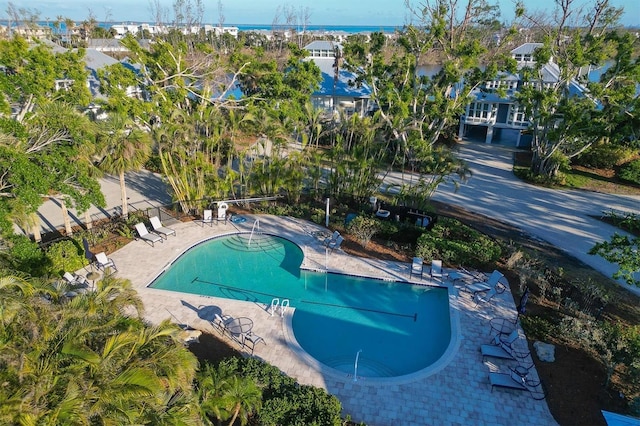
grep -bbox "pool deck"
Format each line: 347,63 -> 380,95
106,214 -> 557,426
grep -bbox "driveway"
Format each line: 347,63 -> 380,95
384,141 -> 640,296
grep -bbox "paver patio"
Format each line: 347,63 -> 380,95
101,214 -> 557,425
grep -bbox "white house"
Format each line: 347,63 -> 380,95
302,40 -> 373,117
458,42 -> 587,147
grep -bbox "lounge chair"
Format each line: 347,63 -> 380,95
149,216 -> 176,238
410,257 -> 424,278
200,209 -> 214,226
324,231 -> 341,246
475,281 -> 507,304
481,340 -> 529,362
135,222 -> 163,247
480,342 -> 518,361
95,252 -> 117,272
430,259 -> 445,281
63,271 -> 89,287
463,270 -> 505,295
489,369 -> 528,393
328,235 -> 344,251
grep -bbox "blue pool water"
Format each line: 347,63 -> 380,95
150,234 -> 451,378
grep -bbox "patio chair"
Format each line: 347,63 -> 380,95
324,231 -> 341,246
410,257 -> 424,278
216,202 -> 229,224
463,270 -> 504,295
135,222 -> 163,247
328,235 -> 344,252
212,313 -> 233,336
243,331 -> 266,355
493,328 -> 519,347
430,259 -> 445,281
200,209 -> 214,227
95,252 -> 117,272
149,216 -> 176,239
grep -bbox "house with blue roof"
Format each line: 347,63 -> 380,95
458,42 -> 589,147
302,40 -> 373,117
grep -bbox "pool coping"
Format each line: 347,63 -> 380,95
148,230 -> 462,383
107,214 -> 557,426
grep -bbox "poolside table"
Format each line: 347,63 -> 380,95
226,317 -> 253,344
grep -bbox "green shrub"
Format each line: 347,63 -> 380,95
3,234 -> 49,276
415,217 -> 501,268
221,357 -> 343,426
618,159 -> 640,185
347,216 -> 380,248
46,239 -> 87,276
575,143 -> 635,169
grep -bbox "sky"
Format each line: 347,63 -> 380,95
6,0 -> 639,27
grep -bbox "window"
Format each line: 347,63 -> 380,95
508,106 -> 528,126
467,102 -> 494,120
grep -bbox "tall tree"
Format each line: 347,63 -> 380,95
97,114 -> 151,217
514,0 -> 634,177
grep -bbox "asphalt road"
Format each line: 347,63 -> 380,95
384,142 -> 640,296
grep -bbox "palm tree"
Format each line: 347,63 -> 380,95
97,114 -> 151,218
222,376 -> 262,426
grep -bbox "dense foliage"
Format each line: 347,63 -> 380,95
415,217 -> 502,268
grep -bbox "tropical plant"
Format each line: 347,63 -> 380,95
347,216 -> 381,248
97,114 -> 152,217
589,234 -> 640,286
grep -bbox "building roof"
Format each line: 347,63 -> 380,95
304,40 -> 341,53
304,57 -> 371,98
510,43 -> 543,55
83,49 -> 119,71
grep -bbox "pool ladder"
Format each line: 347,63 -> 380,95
269,298 -> 290,317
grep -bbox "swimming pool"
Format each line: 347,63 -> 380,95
150,234 -> 452,378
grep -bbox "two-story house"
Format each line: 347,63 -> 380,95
302,40 -> 373,117
458,42 -> 587,147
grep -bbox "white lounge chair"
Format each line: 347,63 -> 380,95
464,270 -> 504,295
410,257 -> 423,278
149,216 -> 176,238
63,271 -> 88,287
95,252 -> 117,272
135,222 -> 163,247
430,259 -> 444,281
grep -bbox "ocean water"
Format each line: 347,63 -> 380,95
41,21 -> 399,34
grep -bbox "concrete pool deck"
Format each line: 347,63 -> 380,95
106,214 -> 556,426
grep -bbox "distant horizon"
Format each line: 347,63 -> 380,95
13,0 -> 640,28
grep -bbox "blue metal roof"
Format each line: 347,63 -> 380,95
304,57 -> 371,98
